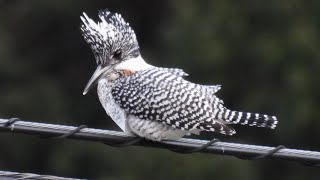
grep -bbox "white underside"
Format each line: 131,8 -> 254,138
97,79 -> 131,133
97,78 -> 200,141
115,55 -> 153,72
127,115 -> 192,141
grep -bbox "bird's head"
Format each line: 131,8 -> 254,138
81,10 -> 149,95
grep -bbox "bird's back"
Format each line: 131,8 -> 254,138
111,67 -> 236,135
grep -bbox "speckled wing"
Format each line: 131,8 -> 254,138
111,67 -> 236,135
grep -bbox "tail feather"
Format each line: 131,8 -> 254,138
199,120 -> 236,135
220,109 -> 278,129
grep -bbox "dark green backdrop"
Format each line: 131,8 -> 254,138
0,0 -> 319,179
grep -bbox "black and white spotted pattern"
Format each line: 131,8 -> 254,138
111,67 -> 278,135
80,10 -> 140,65
81,10 -> 278,139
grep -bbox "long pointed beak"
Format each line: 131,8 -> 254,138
83,65 -> 105,95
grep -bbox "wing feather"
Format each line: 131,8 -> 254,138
111,67 -> 234,135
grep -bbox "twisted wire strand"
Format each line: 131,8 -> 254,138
0,170 -> 85,180
0,118 -> 320,167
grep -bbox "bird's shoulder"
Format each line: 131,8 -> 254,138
112,67 -> 222,98
112,67 -> 184,93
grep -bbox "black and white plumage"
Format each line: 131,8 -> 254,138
81,10 -> 278,141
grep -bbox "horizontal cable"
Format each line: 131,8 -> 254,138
0,170 -> 85,180
0,118 -> 319,166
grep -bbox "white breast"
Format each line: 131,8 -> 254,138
97,78 -> 132,134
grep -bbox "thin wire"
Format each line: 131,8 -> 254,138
104,136 -> 143,147
245,145 -> 286,160
3,118 -> 19,127
171,138 -> 221,154
0,170 -> 86,180
0,118 -> 320,167
49,125 -> 88,139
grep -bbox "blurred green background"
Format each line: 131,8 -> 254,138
0,0 -> 320,179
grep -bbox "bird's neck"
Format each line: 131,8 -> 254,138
115,55 -> 153,72
104,55 -> 153,82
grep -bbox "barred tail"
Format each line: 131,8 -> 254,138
220,109 -> 278,129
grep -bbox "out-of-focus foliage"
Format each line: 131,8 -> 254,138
0,0 -> 319,179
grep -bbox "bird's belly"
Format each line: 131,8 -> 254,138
127,115 -> 191,141
97,79 -> 132,133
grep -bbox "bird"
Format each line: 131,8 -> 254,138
80,10 -> 278,141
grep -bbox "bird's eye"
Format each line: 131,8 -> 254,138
113,49 -> 122,60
